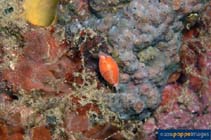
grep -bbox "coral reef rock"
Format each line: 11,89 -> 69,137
64,0 -> 208,120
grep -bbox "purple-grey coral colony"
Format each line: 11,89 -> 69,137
64,0 -> 208,120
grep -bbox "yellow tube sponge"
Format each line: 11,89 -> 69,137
23,0 -> 59,27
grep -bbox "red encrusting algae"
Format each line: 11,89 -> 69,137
2,29 -> 83,94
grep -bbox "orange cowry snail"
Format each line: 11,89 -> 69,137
98,52 -> 119,90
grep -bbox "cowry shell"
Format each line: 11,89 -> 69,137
99,52 -> 119,87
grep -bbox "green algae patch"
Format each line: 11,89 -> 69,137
138,46 -> 160,63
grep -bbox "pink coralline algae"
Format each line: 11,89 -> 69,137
141,5 -> 211,139
140,4 -> 211,139
3,29 -> 82,94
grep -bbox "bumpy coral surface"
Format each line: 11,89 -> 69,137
142,5 -> 211,139
64,0 -> 208,120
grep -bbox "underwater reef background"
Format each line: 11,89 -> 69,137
0,0 -> 211,140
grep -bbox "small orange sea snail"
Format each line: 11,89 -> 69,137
98,52 -> 119,88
